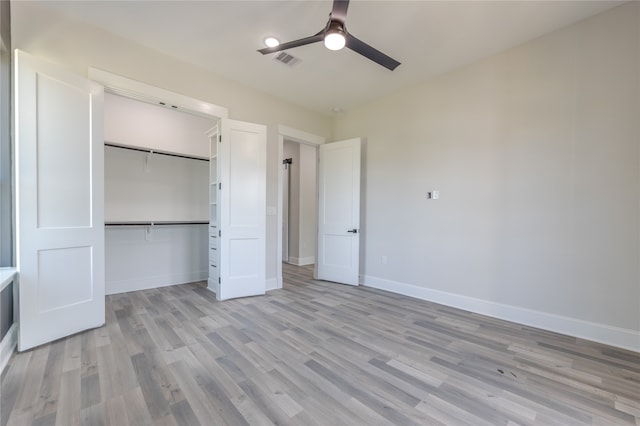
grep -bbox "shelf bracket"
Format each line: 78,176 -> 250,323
145,224 -> 154,241
144,150 -> 154,172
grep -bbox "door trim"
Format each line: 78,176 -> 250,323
276,125 -> 325,290
88,68 -> 228,120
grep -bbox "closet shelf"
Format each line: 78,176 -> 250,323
105,220 -> 209,227
105,142 -> 209,162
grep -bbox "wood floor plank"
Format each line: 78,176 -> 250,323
80,373 -> 101,409
7,345 -> 49,424
130,352 -> 172,420
61,333 -> 82,374
169,399 -> 199,426
0,348 -> 32,425
79,402 -> 106,426
166,359 -> 229,425
103,396 -> 129,426
1,263 -> 638,425
54,369 -> 81,426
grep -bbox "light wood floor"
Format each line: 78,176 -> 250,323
2,263 -> 639,425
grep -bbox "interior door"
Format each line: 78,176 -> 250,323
317,138 -> 361,285
218,118 -> 266,300
15,50 -> 105,350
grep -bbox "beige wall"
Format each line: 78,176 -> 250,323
10,2 -> 332,284
334,3 -> 640,349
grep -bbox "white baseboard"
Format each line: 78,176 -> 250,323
287,256 -> 315,266
266,277 -> 279,292
0,324 -> 17,374
106,271 -> 208,295
362,275 -> 640,353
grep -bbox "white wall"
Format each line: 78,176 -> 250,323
105,225 -> 208,295
104,92 -> 214,158
10,3 -> 333,287
104,146 -> 208,222
298,143 -> 317,264
334,3 -> 640,351
283,141 -> 300,260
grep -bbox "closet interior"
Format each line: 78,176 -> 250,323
104,93 -> 215,295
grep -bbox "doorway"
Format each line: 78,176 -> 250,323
282,140 -> 318,267
276,126 -> 325,289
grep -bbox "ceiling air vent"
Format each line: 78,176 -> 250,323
273,51 -> 300,67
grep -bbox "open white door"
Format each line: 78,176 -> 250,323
218,118 -> 266,300
317,138 -> 361,285
15,50 -> 105,350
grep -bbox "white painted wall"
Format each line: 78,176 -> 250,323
298,143 -> 317,265
334,3 -> 640,351
104,93 -> 213,158
10,3 -> 332,289
104,146 -> 208,222
283,141 -> 300,261
105,225 -> 208,295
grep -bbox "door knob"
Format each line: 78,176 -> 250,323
347,229 -> 358,234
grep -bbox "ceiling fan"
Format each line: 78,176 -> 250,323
257,0 -> 401,71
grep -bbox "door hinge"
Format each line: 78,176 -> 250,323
218,229 -> 221,237
218,277 -> 221,284
219,182 -> 221,190
219,134 -> 222,142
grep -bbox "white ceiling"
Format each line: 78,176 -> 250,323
31,0 -> 624,115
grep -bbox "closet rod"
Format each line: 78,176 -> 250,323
104,142 -> 209,162
105,220 -> 209,227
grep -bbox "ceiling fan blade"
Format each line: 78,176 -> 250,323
331,0 -> 350,24
345,33 -> 401,71
258,31 -> 324,55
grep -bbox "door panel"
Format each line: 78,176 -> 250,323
37,246 -> 93,312
16,50 -> 105,350
36,74 -> 92,227
218,119 -> 266,300
317,138 -> 361,285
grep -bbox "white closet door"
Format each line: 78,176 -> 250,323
218,118 -> 266,300
317,138 -> 361,285
15,50 -> 105,351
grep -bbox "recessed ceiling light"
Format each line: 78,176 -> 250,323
264,37 -> 280,48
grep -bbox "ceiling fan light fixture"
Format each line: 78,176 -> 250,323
264,37 -> 280,48
324,21 -> 346,50
256,0 -> 400,70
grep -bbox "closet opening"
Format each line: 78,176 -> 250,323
103,92 -> 217,295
